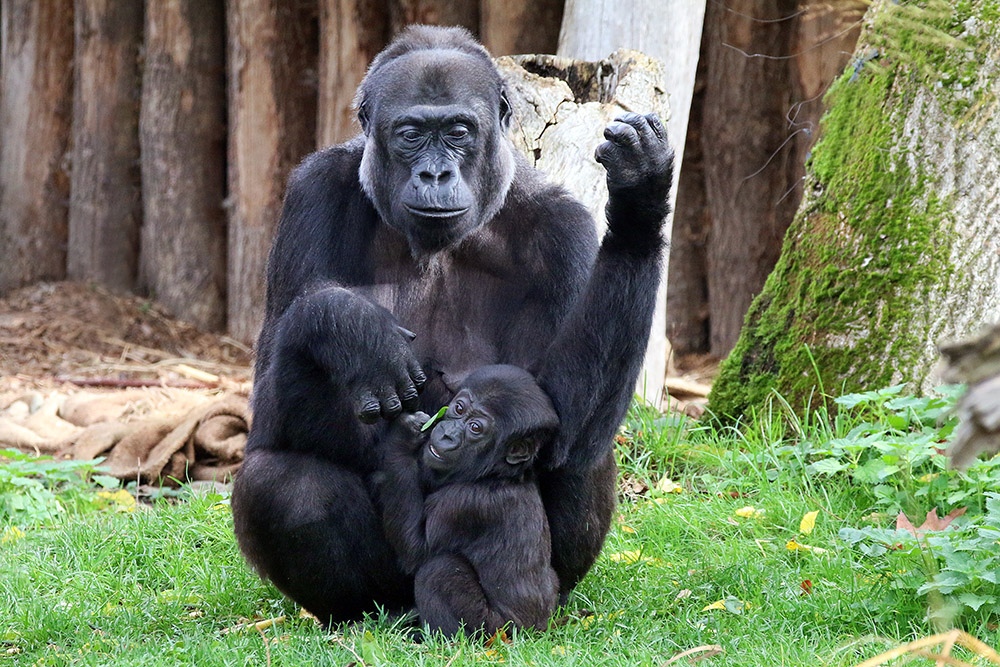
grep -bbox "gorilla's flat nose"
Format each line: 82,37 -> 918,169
419,167 -> 453,186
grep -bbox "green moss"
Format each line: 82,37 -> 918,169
709,15 -> 962,421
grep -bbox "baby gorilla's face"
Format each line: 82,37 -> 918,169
424,389 -> 496,474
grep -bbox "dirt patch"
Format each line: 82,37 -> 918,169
0,282 -> 252,388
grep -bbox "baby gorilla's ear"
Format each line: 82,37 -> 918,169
504,436 -> 540,466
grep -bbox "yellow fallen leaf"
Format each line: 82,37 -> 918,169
607,550 -> 661,565
800,510 -> 819,535
620,525 -> 637,534
476,649 -> 505,662
655,478 -> 684,494
97,489 -> 136,513
1,526 -> 24,544
786,539 -> 827,554
551,646 -> 567,656
702,599 -> 727,611
735,506 -> 764,519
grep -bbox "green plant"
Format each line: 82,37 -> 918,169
839,492 -> 1000,624
0,448 -> 118,524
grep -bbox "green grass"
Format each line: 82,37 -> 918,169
3,388 -> 1000,666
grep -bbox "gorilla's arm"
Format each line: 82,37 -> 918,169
537,113 -> 674,470
376,414 -> 431,574
250,147 -> 425,461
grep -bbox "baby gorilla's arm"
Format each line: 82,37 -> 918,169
377,412 -> 431,574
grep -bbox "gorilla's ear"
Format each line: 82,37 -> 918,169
505,437 -> 539,466
358,100 -> 371,136
499,88 -> 512,130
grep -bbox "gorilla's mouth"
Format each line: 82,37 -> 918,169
404,204 -> 469,220
428,443 -> 444,460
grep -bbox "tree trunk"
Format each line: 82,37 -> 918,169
498,51 -> 671,404
557,0 -> 706,403
139,0 -> 227,331
700,0 -> 803,358
67,0 -> 144,292
227,0 -> 318,343
709,0 -> 1000,419
0,0 -> 74,294
317,0 -> 388,147
480,0 -> 562,56
695,0 -> 863,358
666,48 -> 709,355
389,0 -> 477,36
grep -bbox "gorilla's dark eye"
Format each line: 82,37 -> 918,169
400,129 -> 422,143
454,400 -> 465,415
446,126 -> 470,141
468,420 -> 483,435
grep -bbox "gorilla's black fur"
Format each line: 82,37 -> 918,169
231,25 -> 674,623
378,365 -> 559,637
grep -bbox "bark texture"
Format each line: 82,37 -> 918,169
68,0 -> 144,291
498,51 -> 671,403
556,0 -> 706,401
389,0 -> 477,36
666,35 -> 709,354
480,0 -> 562,56
317,0 -> 388,146
139,0 -> 227,331
671,0 -> 863,358
701,0 -> 806,357
227,0 -> 318,343
710,0 -> 1000,418
0,0 -> 74,293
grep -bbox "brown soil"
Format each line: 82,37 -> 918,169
0,282 -> 252,388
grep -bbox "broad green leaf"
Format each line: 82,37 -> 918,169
421,406 -> 448,432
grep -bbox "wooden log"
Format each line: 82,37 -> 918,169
480,0 -> 562,56
557,0 -> 706,402
68,0 -> 144,292
497,51 -> 671,405
389,0 -> 477,37
317,0 -> 388,146
226,0 -> 318,343
0,0 -> 74,294
139,0 -> 227,331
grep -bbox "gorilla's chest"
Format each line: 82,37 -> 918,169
361,248 -> 528,396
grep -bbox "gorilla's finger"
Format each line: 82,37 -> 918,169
595,141 -> 616,165
357,392 -> 381,424
604,122 -> 640,147
408,359 -> 427,391
398,380 -> 420,412
378,390 -> 403,419
644,113 -> 666,141
613,112 -> 644,125
396,325 -> 417,342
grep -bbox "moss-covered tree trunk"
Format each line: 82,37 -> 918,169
710,0 -> 1000,419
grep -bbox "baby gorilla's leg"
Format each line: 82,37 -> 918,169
414,554 -> 507,638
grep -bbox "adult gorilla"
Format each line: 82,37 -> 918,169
232,25 -> 673,623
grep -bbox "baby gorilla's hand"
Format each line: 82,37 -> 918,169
387,411 -> 430,454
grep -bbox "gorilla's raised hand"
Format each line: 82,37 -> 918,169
595,112 -> 674,250
291,288 -> 426,424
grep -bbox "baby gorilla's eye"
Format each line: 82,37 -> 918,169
468,420 -> 483,435
453,401 -> 465,415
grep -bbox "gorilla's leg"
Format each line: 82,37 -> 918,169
232,450 -> 413,624
538,449 -> 617,602
414,554 -> 503,637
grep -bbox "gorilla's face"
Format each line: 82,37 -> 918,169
359,50 -> 515,255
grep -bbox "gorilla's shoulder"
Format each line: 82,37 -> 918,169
506,164 -> 599,250
288,137 -> 366,192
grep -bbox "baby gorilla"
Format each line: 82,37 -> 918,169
377,364 -> 560,638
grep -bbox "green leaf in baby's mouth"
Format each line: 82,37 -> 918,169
421,406 -> 448,432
